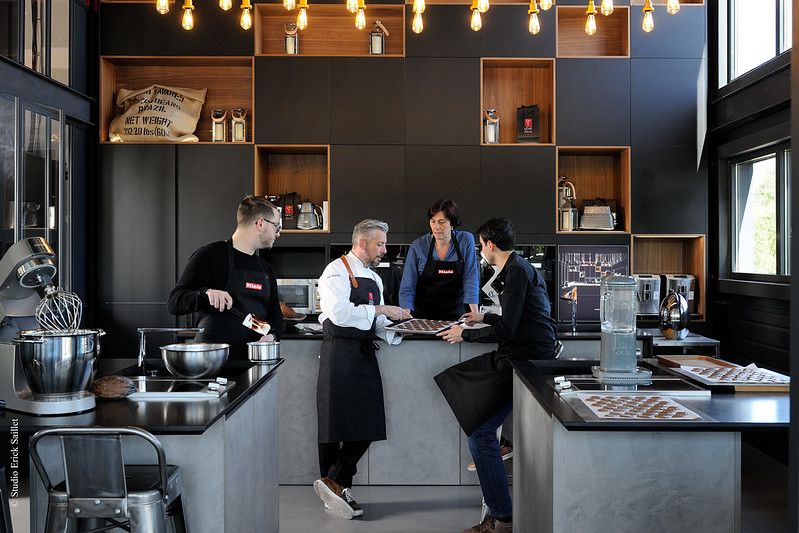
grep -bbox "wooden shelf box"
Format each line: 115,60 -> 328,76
631,234 -> 706,318
556,6 -> 630,57
556,146 -> 630,233
481,58 -> 555,145
100,56 -> 254,143
254,4 -> 404,56
255,145 -> 330,233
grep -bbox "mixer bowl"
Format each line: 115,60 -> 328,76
14,329 -> 103,399
160,343 -> 229,379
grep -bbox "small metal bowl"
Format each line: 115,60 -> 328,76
160,343 -> 229,379
247,341 -> 280,363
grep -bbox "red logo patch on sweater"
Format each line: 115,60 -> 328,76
369,292 -> 375,304
438,269 -> 454,275
245,282 -> 262,290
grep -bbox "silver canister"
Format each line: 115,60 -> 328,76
231,108 -> 247,142
211,109 -> 228,142
483,109 -> 499,144
248,340 -> 280,363
284,22 -> 298,55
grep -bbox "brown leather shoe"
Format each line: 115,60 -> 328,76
342,487 -> 363,517
313,477 -> 355,519
462,515 -> 513,533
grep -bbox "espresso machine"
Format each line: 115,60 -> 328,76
0,237 -> 97,415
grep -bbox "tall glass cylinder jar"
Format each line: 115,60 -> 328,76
599,275 -> 637,372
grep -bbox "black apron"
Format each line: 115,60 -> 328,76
317,273 -> 387,443
413,232 -> 466,320
196,241 -> 271,360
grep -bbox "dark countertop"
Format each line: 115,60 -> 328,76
512,358 -> 790,431
0,359 -> 283,434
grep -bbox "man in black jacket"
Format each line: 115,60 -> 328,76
435,217 -> 557,533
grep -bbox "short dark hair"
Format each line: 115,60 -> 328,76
237,195 -> 278,226
475,217 -> 515,251
427,199 -> 461,228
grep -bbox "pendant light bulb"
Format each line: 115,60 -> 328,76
240,8 -> 252,28
539,0 -> 551,10
476,0 -> 489,14
600,0 -> 613,16
528,1 -> 540,34
470,3 -> 482,32
284,0 -> 296,10
346,0 -> 358,13
355,7 -> 366,29
156,0 -> 169,14
666,0 -> 679,15
181,0 -> 194,30
412,10 -> 424,33
297,6 -> 308,29
585,1 -> 597,35
642,0 -> 654,32
412,0 -> 424,14
220,0 -> 232,10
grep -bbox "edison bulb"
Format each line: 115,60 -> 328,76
666,0 -> 679,15
476,0 -> 489,14
470,8 -> 481,31
156,0 -> 169,14
528,12 -> 539,34
220,0 -> 232,10
642,10 -> 654,32
284,0 -> 296,10
182,7 -> 194,29
413,0 -> 424,14
412,10 -> 423,33
297,6 -> 308,29
346,0 -> 358,13
355,8 -> 366,29
585,13 -> 596,35
539,0 -> 551,10
240,7 -> 252,28
600,0 -> 612,16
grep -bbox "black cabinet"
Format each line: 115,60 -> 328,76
631,58 -> 704,147
405,58 -> 480,146
330,58 -> 405,145
631,5 -> 706,59
329,145 -> 406,233
176,144 -> 254,270
254,57 -> 330,144
404,5 -> 480,58
556,58 -> 631,147
479,5 -> 556,58
480,145 -> 555,234
405,146 -> 481,235
631,146 -> 707,234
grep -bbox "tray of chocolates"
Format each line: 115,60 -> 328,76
385,318 -> 460,335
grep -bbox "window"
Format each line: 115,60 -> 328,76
730,144 -> 790,281
721,0 -> 792,84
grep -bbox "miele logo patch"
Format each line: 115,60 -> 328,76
245,282 -> 263,290
438,269 -> 455,275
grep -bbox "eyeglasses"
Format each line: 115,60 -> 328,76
260,217 -> 282,231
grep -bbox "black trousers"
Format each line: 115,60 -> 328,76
318,441 -> 371,489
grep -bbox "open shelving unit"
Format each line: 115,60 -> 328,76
481,58 -> 555,145
631,234 -> 706,318
99,56 -> 254,143
254,4 -> 404,56
556,146 -> 630,233
556,6 -> 630,57
254,145 -> 330,233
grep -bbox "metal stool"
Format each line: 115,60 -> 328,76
30,427 -> 189,533
1,466 -> 12,533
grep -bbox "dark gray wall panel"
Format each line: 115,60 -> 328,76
254,57 -> 330,144
404,5 -> 481,58
556,58 -> 631,146
176,144 -> 254,273
329,145 -> 405,233
405,58 -> 479,145
405,146 -> 481,235
330,58 -> 405,144
631,58 -> 703,147
631,146 -> 707,234
480,145 -> 555,234
479,5 -> 556,58
631,5 -> 706,59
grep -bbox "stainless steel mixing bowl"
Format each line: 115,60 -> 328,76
160,343 -> 229,379
14,328 -> 103,399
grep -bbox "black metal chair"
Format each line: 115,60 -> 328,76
0,466 -> 12,533
29,427 -> 189,533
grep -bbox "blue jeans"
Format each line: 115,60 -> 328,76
467,402 -> 513,519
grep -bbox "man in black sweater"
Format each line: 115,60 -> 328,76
168,195 -> 284,360
435,217 -> 557,533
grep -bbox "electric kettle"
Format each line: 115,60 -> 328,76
297,201 -> 323,230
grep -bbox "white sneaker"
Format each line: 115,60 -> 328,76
342,488 -> 364,517
313,477 -> 355,520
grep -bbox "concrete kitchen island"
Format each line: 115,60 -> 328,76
512,359 -> 790,533
0,360 -> 282,533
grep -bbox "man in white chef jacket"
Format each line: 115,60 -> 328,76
313,219 -> 410,520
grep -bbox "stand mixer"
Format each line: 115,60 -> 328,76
0,237 -> 97,415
